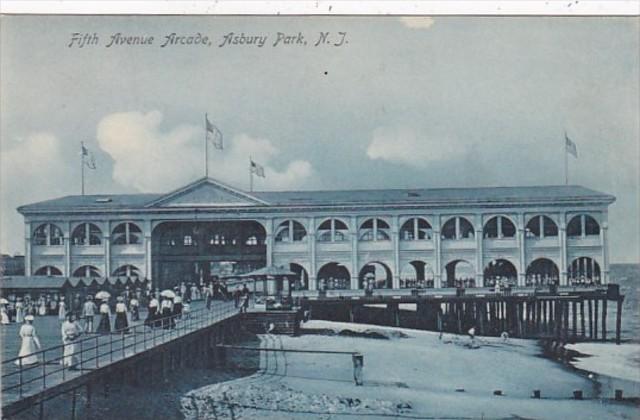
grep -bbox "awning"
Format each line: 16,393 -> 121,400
240,265 -> 296,278
66,277 -> 87,288
1,276 -> 66,290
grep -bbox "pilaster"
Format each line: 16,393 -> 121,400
434,214 -> 442,288
24,222 -> 32,276
517,213 -> 526,286
601,216 -> 609,284
351,215 -> 359,290
559,212 -> 568,286
392,215 -> 400,289
475,214 -> 483,287
308,217 -> 316,290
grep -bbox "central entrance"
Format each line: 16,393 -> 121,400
151,221 -> 267,290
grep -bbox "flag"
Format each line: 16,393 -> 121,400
565,133 -> 578,158
205,115 -> 223,150
250,159 -> 265,178
81,143 -> 96,169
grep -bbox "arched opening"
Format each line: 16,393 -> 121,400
112,264 -> 142,278
569,257 -> 601,285
359,218 -> 391,241
71,223 -> 102,245
525,258 -> 559,286
444,260 -> 475,288
359,262 -> 393,289
525,215 -> 558,238
275,220 -> 307,243
32,223 -> 64,246
317,219 -> 349,242
567,214 -> 601,237
483,259 -> 518,287
399,261 -> 434,288
483,216 -> 516,239
289,263 -> 309,290
72,265 -> 101,278
317,262 -> 350,290
152,221 -> 267,290
112,222 -> 142,245
400,218 -> 433,241
441,217 -> 474,240
34,266 -> 63,276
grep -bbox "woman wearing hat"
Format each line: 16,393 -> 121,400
61,312 -> 83,369
1,302 -> 10,325
160,297 -> 174,329
114,296 -> 129,333
145,293 -> 159,328
96,299 -> 111,334
58,296 -> 67,321
15,297 -> 24,324
15,315 -> 41,366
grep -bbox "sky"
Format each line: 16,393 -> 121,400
1,16 -> 638,262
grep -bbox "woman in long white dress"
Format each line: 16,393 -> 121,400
38,296 -> 47,316
61,313 -> 83,368
1,304 -> 10,325
15,298 -> 24,324
15,315 -> 41,366
58,296 -> 67,321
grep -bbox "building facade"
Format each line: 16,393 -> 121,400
17,177 -> 615,291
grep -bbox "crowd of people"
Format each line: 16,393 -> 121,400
317,277 -> 350,291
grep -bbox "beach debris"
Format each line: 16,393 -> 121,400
573,390 -> 583,400
615,389 -> 624,401
532,390 -> 541,399
493,390 -> 503,396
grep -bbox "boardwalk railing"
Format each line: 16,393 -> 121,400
1,301 -> 240,404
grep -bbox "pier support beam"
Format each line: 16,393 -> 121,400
602,299 -> 608,342
615,297 -> 624,345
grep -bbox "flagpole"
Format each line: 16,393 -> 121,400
204,114 -> 209,178
564,133 -> 569,185
81,141 -> 85,196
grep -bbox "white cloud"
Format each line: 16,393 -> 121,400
1,132 -> 75,255
97,111 -> 313,193
366,126 -> 459,167
399,17 -> 435,29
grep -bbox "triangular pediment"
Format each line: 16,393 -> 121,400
146,177 -> 269,208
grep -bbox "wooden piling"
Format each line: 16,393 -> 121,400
602,299 -> 608,342
594,299 -> 599,340
580,300 -> 585,337
615,297 -> 624,345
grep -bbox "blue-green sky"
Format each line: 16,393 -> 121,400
1,16 -> 638,262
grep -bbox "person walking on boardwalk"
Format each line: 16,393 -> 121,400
61,312 -> 83,369
145,294 -> 159,328
58,296 -> 67,321
1,303 -> 10,325
173,294 -> 183,320
130,295 -> 140,322
205,283 -> 213,310
15,297 -> 24,324
15,315 -> 41,366
160,297 -> 174,329
96,299 -> 111,334
82,296 -> 97,333
114,296 -> 130,333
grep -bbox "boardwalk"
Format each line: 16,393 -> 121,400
1,300 -> 239,413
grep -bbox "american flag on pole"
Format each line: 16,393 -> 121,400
205,115 -> 223,150
565,133 -> 578,158
81,143 -> 96,169
250,159 -> 265,178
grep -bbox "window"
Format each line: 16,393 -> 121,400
112,264 -> 141,277
359,218 -> 391,241
209,233 -> 227,245
525,215 -> 558,238
317,219 -> 349,242
567,215 -> 600,238
183,235 -> 194,246
32,223 -> 64,246
483,216 -> 516,239
72,265 -> 101,278
34,266 -> 63,276
245,235 -> 259,246
400,218 -> 433,241
71,223 -> 102,245
112,222 -> 142,245
275,220 -> 307,242
441,217 -> 475,240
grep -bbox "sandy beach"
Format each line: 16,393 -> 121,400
183,321 -> 639,419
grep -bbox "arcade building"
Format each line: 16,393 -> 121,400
17,177 -> 615,292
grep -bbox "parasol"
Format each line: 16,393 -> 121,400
95,291 -> 111,300
160,290 -> 176,299
0,298 -> 8,304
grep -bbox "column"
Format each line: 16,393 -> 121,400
351,215 -> 359,290
475,214 -> 483,287
434,214 -> 442,288
104,221 -> 111,277
143,220 -> 152,285
24,221 -> 32,276
601,217 -> 609,284
65,221 -> 72,276
392,215 -> 400,289
308,217 -> 317,290
559,213 -> 568,286
517,213 -> 526,286
264,218 -> 274,267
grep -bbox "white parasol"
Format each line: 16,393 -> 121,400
160,290 -> 176,299
0,298 -> 8,304
95,291 -> 111,300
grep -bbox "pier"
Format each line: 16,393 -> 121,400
296,284 -> 625,343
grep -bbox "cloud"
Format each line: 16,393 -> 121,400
1,132 -> 75,254
97,111 -> 313,193
366,126 -> 459,167
399,17 -> 435,29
